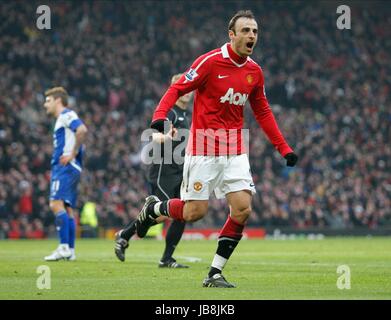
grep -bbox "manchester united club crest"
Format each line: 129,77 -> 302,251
193,181 -> 203,192
246,74 -> 253,84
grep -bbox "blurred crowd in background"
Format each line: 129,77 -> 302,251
0,1 -> 390,238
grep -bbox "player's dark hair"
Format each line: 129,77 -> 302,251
45,86 -> 68,106
228,10 -> 255,34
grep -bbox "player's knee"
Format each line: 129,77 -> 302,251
185,211 -> 204,222
184,202 -> 208,222
49,201 -> 65,214
184,208 -> 206,222
49,202 -> 57,212
232,206 -> 252,224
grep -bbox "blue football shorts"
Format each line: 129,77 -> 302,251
50,164 -> 81,208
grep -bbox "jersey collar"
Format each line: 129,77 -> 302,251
60,108 -> 71,114
221,43 -> 248,67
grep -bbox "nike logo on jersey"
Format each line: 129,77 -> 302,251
218,75 -> 229,79
220,88 -> 249,106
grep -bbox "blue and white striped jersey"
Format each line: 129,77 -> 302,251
51,108 -> 84,171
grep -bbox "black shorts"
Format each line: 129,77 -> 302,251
149,174 -> 182,200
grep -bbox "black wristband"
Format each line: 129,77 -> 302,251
150,119 -> 165,133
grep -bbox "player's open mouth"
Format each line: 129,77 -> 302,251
246,42 -> 254,49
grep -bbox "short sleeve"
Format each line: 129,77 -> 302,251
62,110 -> 83,132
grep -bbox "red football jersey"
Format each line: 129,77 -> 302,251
152,43 -> 293,156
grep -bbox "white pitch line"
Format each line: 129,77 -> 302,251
124,253 -> 202,263
116,254 -> 390,269
175,256 -> 202,262
235,260 -> 391,268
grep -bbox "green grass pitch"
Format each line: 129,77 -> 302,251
1,237 -> 391,300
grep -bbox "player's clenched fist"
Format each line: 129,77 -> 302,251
284,152 -> 298,167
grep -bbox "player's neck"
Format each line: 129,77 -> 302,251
55,106 -> 66,118
228,43 -> 247,64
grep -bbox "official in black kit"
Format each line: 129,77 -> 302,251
115,73 -> 192,268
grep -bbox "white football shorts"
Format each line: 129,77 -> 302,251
180,154 -> 256,200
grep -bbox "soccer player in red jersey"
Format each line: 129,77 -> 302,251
136,10 -> 298,287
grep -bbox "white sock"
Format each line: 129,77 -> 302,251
153,202 -> 163,216
211,254 -> 228,272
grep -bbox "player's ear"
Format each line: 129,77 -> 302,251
228,29 -> 235,41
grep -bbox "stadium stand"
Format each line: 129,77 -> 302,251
0,1 -> 389,238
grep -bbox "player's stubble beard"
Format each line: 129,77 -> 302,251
235,41 -> 254,58
231,35 -> 256,58
47,106 -> 55,117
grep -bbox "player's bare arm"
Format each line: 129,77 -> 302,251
60,124 -> 88,165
